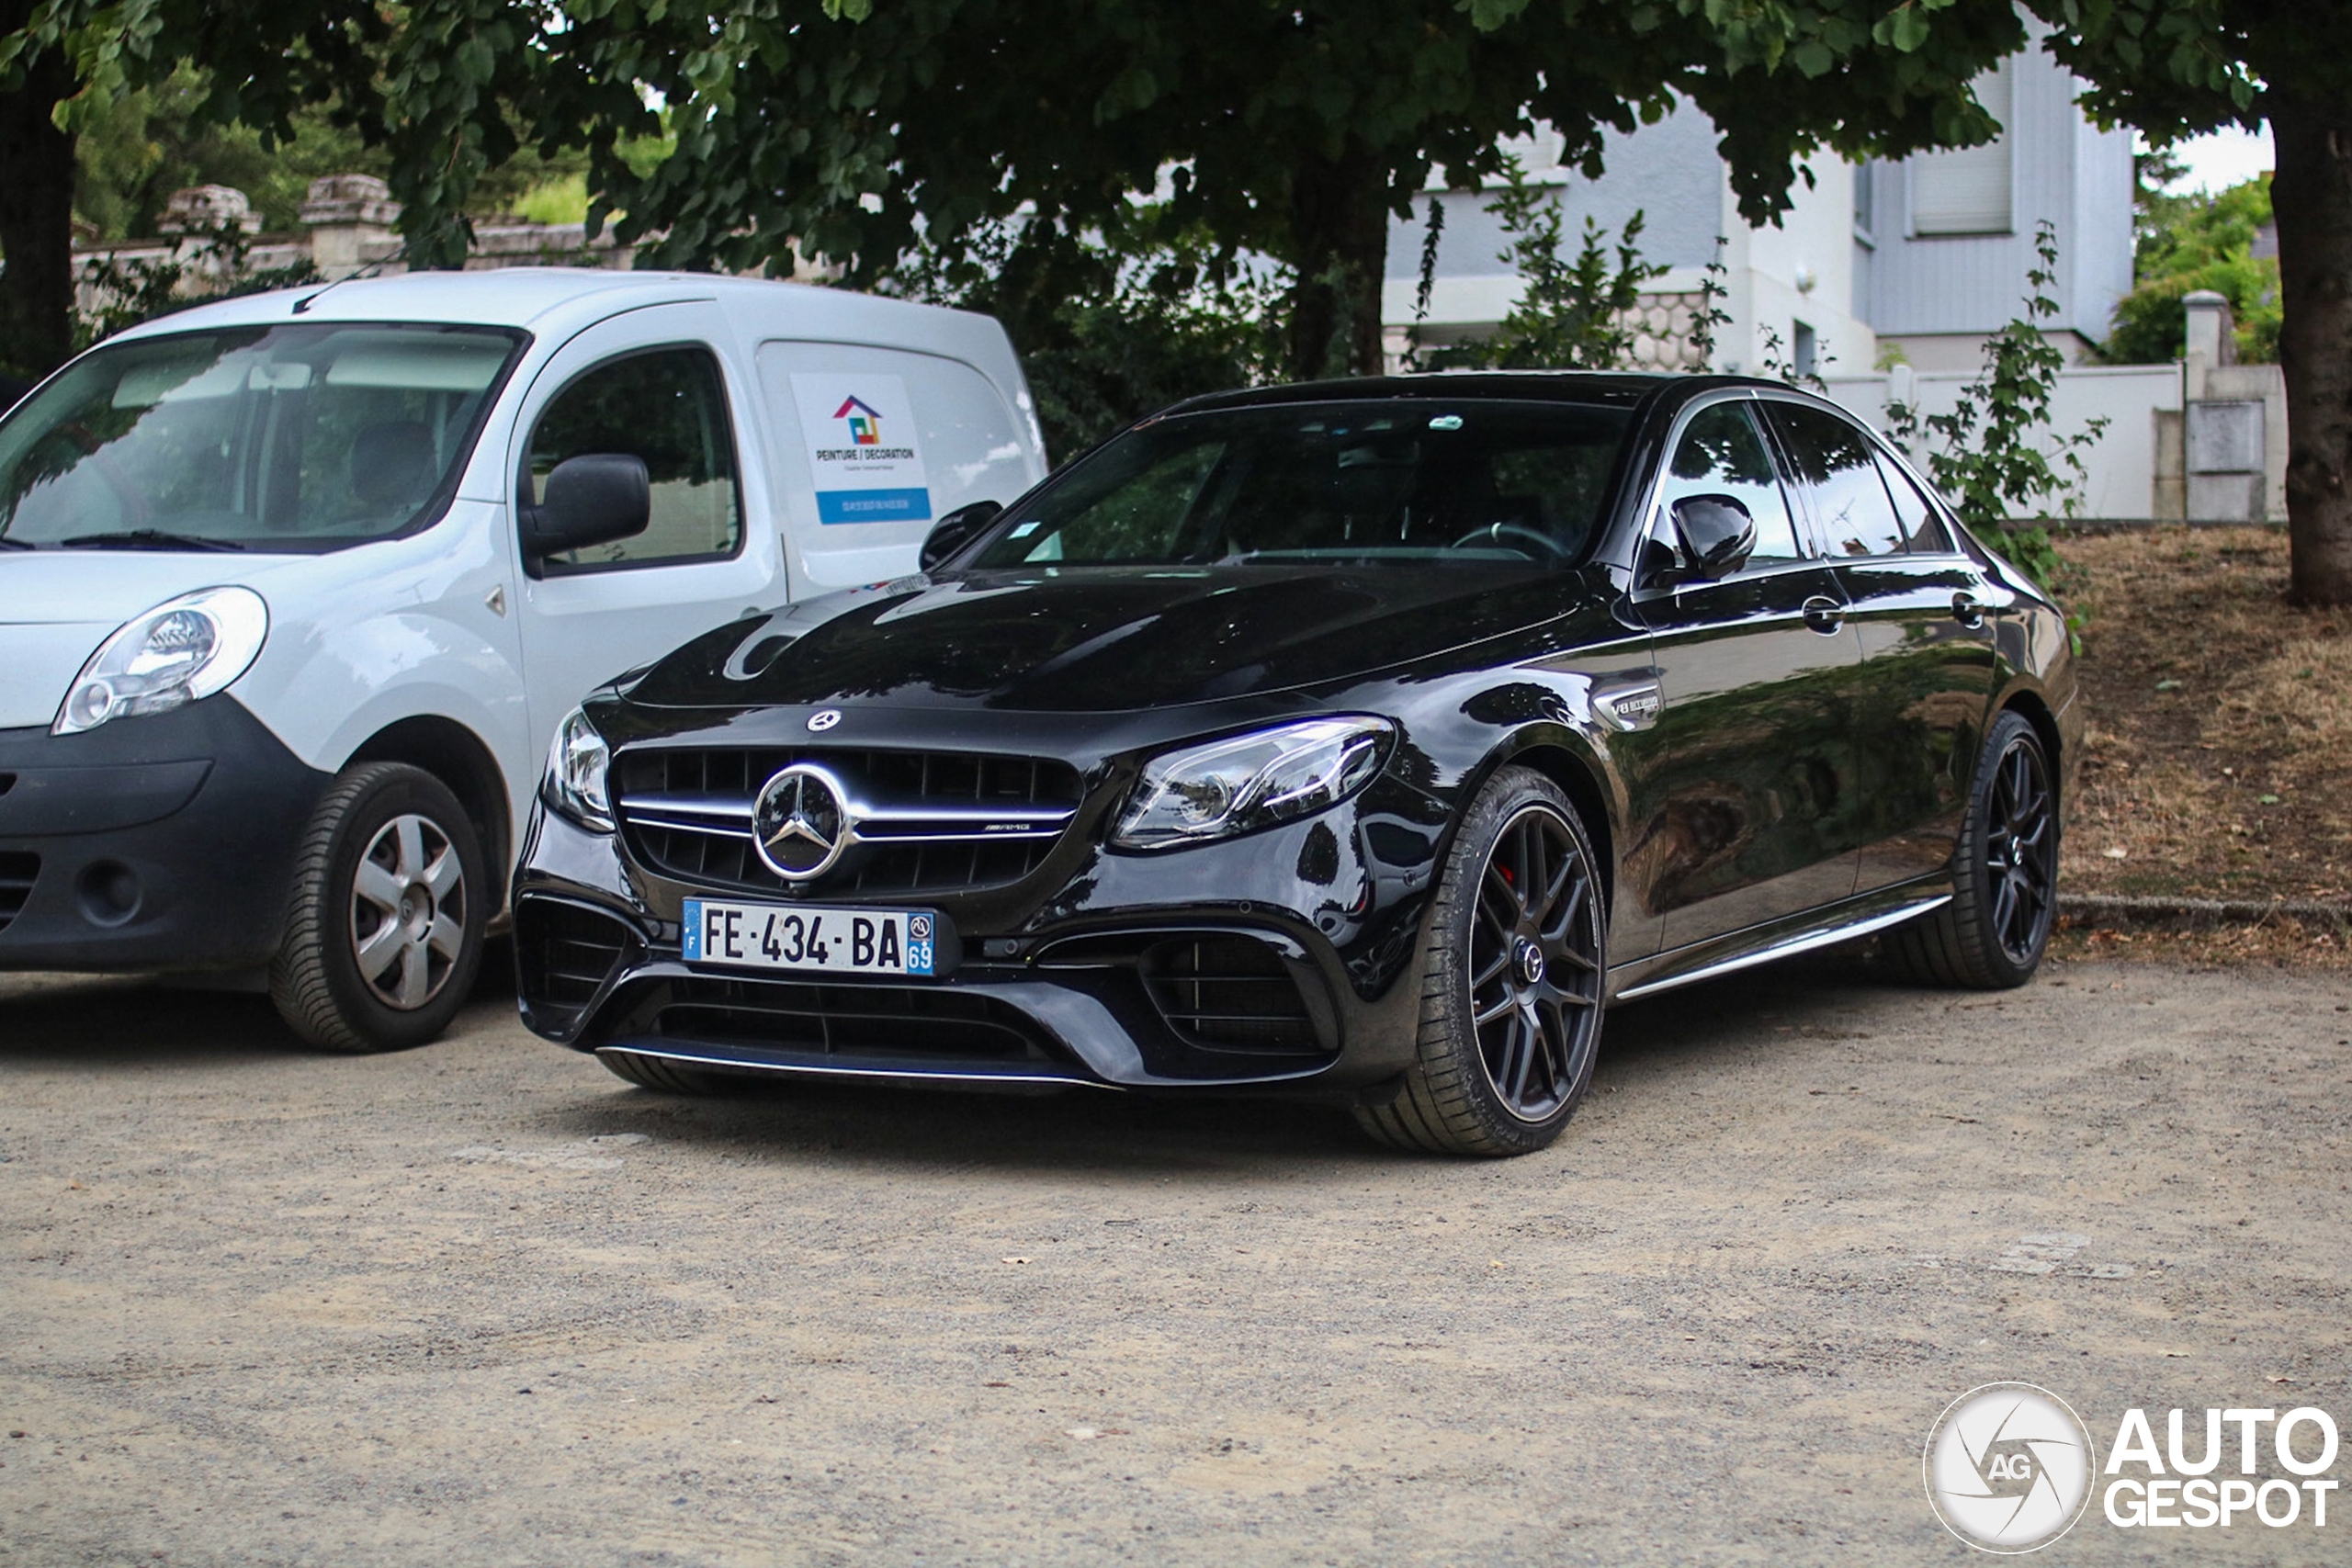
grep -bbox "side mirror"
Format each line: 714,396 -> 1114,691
920,499 -> 1001,572
522,454 -> 651,559
1670,493 -> 1757,581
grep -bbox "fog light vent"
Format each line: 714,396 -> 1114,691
1141,935 -> 1322,1055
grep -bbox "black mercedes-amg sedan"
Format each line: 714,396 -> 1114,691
513,373 -> 2078,1156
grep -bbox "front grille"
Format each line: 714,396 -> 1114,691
645,975 -> 1057,1065
615,747 -> 1084,898
0,852 -> 38,932
1142,935 -> 1320,1055
517,899 -> 633,1009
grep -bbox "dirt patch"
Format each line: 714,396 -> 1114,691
2055,525 -> 2350,905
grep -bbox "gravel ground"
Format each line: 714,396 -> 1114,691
3,953 -> 2349,1565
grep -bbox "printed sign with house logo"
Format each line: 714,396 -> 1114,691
790,374 -> 933,525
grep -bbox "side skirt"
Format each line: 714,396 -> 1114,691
1605,880 -> 1952,1004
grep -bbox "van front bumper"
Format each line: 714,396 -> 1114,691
0,697 -> 329,972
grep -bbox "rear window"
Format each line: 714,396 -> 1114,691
0,322 -> 526,551
970,400 -> 1632,570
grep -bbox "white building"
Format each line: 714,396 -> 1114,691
1385,43 -> 2135,381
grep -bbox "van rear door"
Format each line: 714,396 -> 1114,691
755,343 -> 1035,593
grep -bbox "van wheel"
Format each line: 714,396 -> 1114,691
269,762 -> 487,1053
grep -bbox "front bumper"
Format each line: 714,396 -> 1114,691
0,698 -> 329,972
512,779 -> 1447,1095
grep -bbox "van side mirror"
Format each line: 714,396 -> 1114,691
1670,493 -> 1757,581
920,499 -> 1001,572
522,454 -> 650,559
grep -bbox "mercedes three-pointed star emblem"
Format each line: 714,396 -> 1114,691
751,763 -> 854,882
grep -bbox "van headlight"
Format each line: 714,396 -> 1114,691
544,706 -> 614,832
52,586 -> 269,735
1113,716 -> 1393,851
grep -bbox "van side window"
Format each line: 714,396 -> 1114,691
1651,401 -> 1803,570
1764,401 -> 1906,558
528,347 -> 741,572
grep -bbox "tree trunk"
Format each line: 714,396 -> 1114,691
2270,86 -> 2352,605
1283,144 -> 1390,382
0,20 -> 77,380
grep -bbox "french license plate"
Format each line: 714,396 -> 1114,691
682,898 -> 937,977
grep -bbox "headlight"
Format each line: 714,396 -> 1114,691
52,586 -> 269,735
544,705 -> 614,832
1113,716 -> 1392,851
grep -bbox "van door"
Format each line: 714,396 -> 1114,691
755,343 -> 1035,593
507,303 -> 781,743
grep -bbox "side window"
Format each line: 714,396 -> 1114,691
527,346 -> 741,572
1765,402 -> 1906,558
1654,400 -> 1803,569
1877,452 -> 1956,553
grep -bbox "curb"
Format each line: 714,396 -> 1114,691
2060,893 -> 2351,929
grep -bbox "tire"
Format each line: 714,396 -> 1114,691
599,1051 -> 729,1094
268,762 -> 489,1053
1355,767 -> 1608,1157
1883,710 -> 2059,989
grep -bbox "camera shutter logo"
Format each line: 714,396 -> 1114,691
1925,1382 -> 2096,1552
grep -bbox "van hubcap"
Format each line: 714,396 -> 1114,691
351,813 -> 467,1010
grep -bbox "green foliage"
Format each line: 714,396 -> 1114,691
1410,157 -> 1666,372
1887,221 -> 2107,615
69,67 -> 384,240
892,215 -> 1284,459
2099,175 -> 2278,364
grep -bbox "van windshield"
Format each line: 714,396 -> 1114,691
969,400 -> 1633,571
0,322 -> 526,552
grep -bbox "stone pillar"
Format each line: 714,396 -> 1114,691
299,175 -> 402,280
158,186 -> 261,291
2182,288 -> 2233,400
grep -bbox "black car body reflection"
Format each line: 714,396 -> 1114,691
514,374 -> 2079,1155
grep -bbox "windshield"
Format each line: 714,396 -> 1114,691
970,399 -> 1632,571
0,322 -> 526,551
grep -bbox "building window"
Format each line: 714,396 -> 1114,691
1910,57 -> 2014,235
1792,321 -> 1818,381
1853,161 -> 1876,242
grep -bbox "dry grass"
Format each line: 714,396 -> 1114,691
2057,525 -> 2352,907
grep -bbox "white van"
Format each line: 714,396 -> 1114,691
0,270 -> 1047,1049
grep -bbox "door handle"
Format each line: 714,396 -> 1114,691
1952,591 -> 1986,628
1802,595 -> 1845,636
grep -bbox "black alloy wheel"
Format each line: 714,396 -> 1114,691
1984,731 -> 2057,966
1358,767 -> 1607,1156
1883,709 -> 2058,989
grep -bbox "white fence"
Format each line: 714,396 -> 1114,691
1824,363 -> 2185,523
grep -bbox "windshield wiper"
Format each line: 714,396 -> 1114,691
58,529 -> 245,552
0,536 -> 32,550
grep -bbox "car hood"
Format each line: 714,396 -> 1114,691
623,564 -> 1601,713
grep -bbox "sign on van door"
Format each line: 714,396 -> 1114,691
790,373 -> 933,526
758,343 -> 1035,592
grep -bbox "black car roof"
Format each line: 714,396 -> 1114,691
1158,371 -> 1792,421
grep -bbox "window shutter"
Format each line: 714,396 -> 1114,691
1910,60 -> 2014,235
